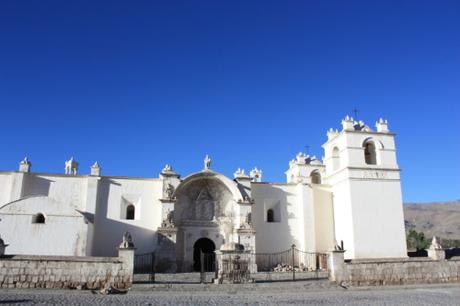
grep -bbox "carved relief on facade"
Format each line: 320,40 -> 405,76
161,210 -> 175,228
194,188 -> 215,221
165,183 -> 175,200
362,170 -> 388,179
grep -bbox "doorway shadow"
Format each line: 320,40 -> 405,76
193,238 -> 215,272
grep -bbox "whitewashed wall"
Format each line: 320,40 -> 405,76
312,187 -> 335,253
91,177 -> 163,257
0,171 -> 164,257
252,183 -> 300,253
0,173 -> 89,256
0,173 -> 12,204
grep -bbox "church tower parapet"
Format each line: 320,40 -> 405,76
376,118 -> 390,133
285,152 -> 324,184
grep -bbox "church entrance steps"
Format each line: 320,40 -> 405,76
134,271 -> 328,285
132,278 -> 338,292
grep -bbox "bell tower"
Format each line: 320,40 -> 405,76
323,116 -> 407,259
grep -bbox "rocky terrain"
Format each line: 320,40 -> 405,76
404,200 -> 460,240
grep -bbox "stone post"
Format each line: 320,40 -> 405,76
118,247 -> 136,274
117,232 -> 136,288
328,250 -> 345,283
427,236 -> 445,260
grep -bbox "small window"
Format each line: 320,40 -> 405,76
32,213 -> 45,224
364,142 -> 377,165
267,209 -> 274,222
126,205 -> 135,220
311,171 -> 321,184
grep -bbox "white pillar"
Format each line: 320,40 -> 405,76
328,250 -> 346,282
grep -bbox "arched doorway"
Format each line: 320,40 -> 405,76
193,238 -> 216,272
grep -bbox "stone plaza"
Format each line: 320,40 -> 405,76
1,283 -> 460,306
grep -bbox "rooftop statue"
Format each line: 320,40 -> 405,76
204,154 -> 211,170
65,157 -> 79,175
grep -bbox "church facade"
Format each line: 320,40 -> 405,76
0,116 -> 408,272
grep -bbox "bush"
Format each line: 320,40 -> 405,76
406,230 -> 430,251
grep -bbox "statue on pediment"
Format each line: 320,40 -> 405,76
165,183 -> 175,200
204,155 -> 211,170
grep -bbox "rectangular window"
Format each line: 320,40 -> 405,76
264,200 -> 281,223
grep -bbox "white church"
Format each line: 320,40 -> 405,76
0,116 -> 408,272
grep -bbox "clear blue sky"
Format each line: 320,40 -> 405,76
1,1 -> 459,202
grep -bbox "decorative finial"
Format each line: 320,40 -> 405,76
250,167 -> 262,182
118,231 -> 135,249
90,161 -> 101,176
430,236 -> 443,250
159,164 -> 179,178
234,168 -> 249,179
376,117 -> 390,133
19,157 -> 32,172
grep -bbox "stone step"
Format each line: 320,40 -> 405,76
134,271 -> 328,284
133,271 -> 332,291
132,278 -> 338,292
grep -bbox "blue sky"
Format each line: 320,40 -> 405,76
0,1 -> 459,202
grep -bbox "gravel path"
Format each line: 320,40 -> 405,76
0,283 -> 459,305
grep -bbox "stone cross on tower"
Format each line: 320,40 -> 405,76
352,107 -> 359,120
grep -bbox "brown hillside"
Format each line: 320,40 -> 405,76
404,200 -> 460,240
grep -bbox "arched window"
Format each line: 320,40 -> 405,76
126,205 -> 135,220
332,147 -> 340,171
364,141 -> 377,165
267,209 -> 274,223
311,171 -> 321,184
32,213 -> 45,224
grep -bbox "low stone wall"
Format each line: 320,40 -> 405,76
329,250 -> 460,286
0,248 -> 135,289
253,271 -> 328,282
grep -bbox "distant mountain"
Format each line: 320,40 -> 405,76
404,200 -> 460,240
